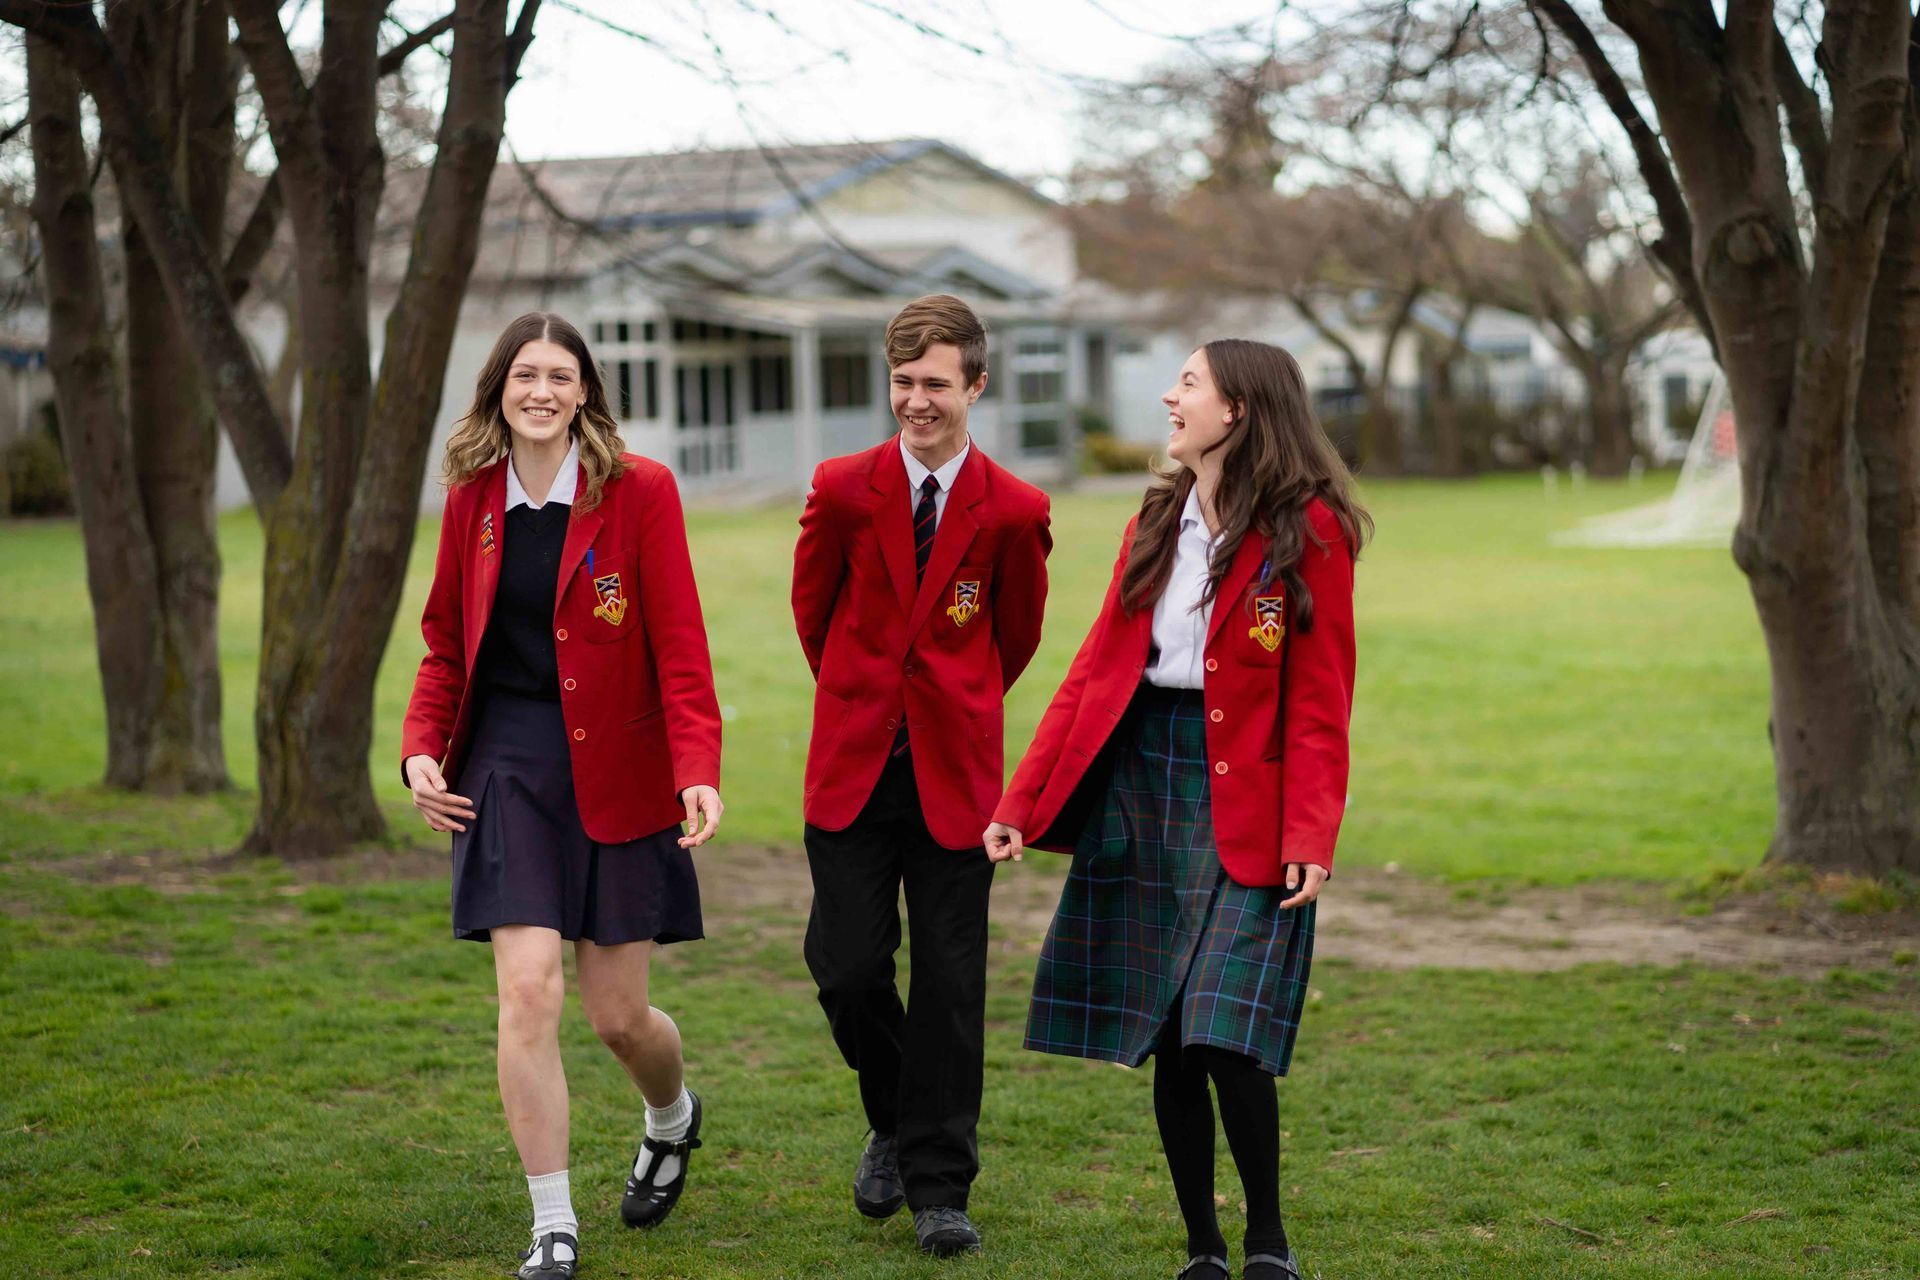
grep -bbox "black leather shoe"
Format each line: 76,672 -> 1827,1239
1177,1256 -> 1229,1280
1243,1249 -> 1302,1280
913,1205 -> 981,1257
620,1090 -> 702,1229
853,1131 -> 905,1219
516,1231 -> 578,1278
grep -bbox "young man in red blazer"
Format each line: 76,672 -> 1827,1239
791,294 -> 1051,1257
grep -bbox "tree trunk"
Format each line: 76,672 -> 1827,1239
26,33 -> 167,788
239,0 -> 525,857
1428,352 -> 1466,477
1360,381 -> 1404,475
113,0 -> 233,793
1584,357 -> 1635,477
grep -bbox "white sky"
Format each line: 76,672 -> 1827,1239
493,0 -> 1289,189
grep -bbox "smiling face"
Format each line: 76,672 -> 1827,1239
890,341 -> 983,468
1162,347 -> 1237,471
501,339 -> 584,450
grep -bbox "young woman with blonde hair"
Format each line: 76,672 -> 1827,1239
402,312 -> 724,1278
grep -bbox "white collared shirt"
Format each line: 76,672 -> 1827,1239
506,439 -> 580,510
1144,488 -> 1223,690
900,434 -> 971,529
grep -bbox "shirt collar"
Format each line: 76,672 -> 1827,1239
1180,486 -> 1217,541
900,434 -> 971,495
506,438 -> 580,510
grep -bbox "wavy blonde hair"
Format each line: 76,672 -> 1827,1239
442,312 -> 628,511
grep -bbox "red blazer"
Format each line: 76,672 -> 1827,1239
994,498 -> 1355,883
402,453 -> 722,844
793,437 -> 1051,849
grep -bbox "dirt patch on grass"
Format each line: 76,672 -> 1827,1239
697,846 -> 1920,979
50,840 -> 1920,978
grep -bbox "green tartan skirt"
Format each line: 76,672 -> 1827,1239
1025,685 -> 1316,1076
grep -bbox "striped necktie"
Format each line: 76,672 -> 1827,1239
894,474 -> 941,756
912,474 -> 939,584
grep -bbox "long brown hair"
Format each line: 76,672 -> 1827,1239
1119,339 -> 1370,633
442,312 -> 628,511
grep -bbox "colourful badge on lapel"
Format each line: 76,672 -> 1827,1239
1248,595 -> 1284,652
480,512 -> 496,557
947,580 -> 981,628
592,571 -> 627,626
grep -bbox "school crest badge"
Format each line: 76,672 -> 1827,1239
947,580 -> 981,628
592,571 -> 627,626
479,512 -> 496,558
1248,595 -> 1285,652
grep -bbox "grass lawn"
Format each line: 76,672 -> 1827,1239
3,475 -> 1915,1278
1,854 -> 1915,1279
1,471 -> 1775,882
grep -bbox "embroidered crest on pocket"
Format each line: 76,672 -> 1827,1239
1248,595 -> 1284,652
947,580 -> 981,628
592,570 -> 627,626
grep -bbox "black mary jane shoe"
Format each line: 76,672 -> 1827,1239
516,1231 -> 578,1279
620,1090 -> 703,1229
1243,1249 -> 1303,1280
1177,1255 -> 1230,1280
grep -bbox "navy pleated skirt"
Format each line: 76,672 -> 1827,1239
449,691 -> 704,946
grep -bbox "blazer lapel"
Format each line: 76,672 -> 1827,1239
906,447 -> 984,637
1205,535 -> 1272,649
556,458 -> 602,617
869,441 -> 918,619
470,462 -> 508,669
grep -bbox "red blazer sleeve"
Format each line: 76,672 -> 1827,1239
791,463 -> 845,680
400,495 -> 468,780
1280,504 -> 1356,872
993,516 -> 1134,833
635,466 -> 723,797
992,494 -> 1052,691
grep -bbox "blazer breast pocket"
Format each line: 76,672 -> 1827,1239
1231,589 -> 1287,666
936,566 -> 992,636
578,550 -> 639,643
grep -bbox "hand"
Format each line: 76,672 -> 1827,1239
1278,863 -> 1327,910
405,754 -> 476,833
679,785 -> 724,848
983,821 -> 1024,863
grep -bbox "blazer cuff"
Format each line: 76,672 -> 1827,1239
674,757 -> 721,799
1282,836 -> 1336,876
991,795 -> 1036,834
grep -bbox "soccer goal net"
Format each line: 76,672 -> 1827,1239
1554,374 -> 1740,547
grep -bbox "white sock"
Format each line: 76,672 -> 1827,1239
527,1169 -> 577,1263
636,1087 -> 692,1185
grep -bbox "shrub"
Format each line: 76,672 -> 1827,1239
5,429 -> 73,516
1081,433 -> 1160,475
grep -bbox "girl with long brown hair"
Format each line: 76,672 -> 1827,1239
985,339 -> 1367,1280
402,312 -> 724,1279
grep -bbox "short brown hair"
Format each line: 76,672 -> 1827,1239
884,293 -> 989,385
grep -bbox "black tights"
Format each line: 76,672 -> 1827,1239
1151,1018 -> 1287,1260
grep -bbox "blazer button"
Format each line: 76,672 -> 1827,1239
562,678 -> 577,692
886,718 -> 898,731
1214,760 -> 1228,775
1210,709 -> 1223,723
904,663 -> 917,677
572,728 -> 586,741
555,627 -> 569,641
1205,658 -> 1218,672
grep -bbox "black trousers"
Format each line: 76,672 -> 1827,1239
803,750 -> 996,1211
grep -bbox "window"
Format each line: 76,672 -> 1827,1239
616,361 -> 634,418
821,352 -> 872,409
750,354 -> 793,414
642,321 -> 657,343
1020,418 -> 1061,451
643,360 -> 659,419
1015,336 -> 1063,357
1016,370 -> 1063,405
592,321 -> 605,342
615,321 -> 631,343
